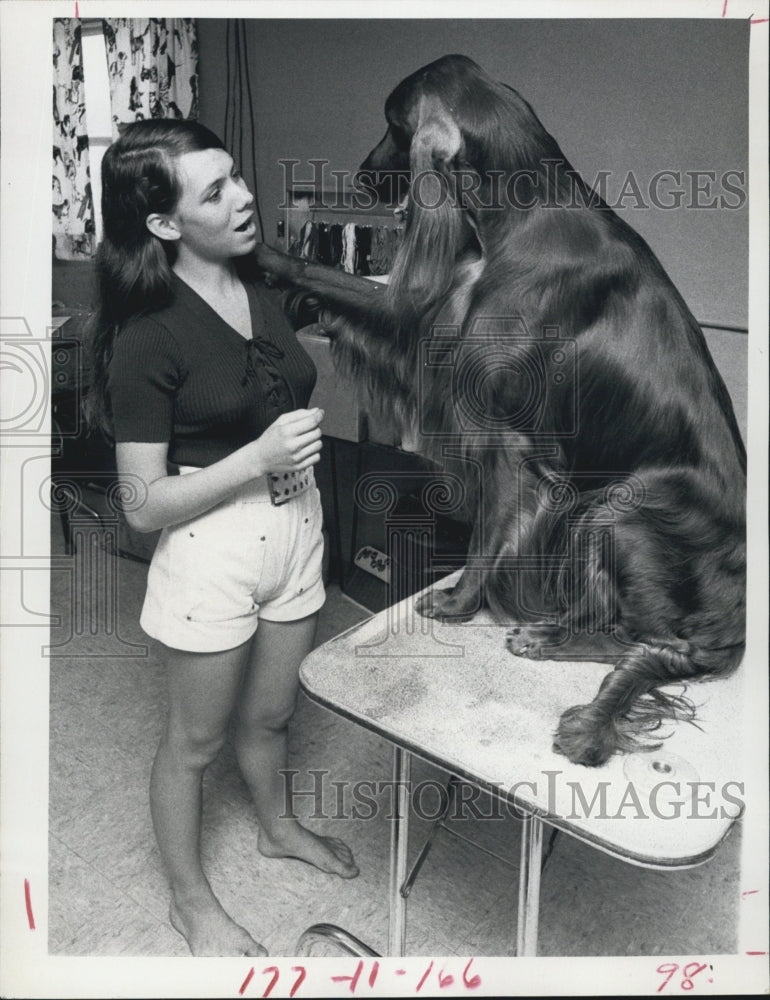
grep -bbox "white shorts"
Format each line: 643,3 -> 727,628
140,467 -> 326,652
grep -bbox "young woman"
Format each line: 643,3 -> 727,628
86,119 -> 358,958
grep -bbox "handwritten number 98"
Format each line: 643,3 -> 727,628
656,962 -> 709,992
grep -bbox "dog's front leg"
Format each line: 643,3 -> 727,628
254,243 -> 386,317
416,452 -> 552,624
415,568 -> 484,622
415,524 -> 485,623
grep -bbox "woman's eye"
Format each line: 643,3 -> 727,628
207,188 -> 222,202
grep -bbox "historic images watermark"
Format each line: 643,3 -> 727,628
281,768 -> 745,823
279,158 -> 747,213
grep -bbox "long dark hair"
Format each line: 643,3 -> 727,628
84,119 -> 226,436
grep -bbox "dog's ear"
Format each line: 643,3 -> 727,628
387,94 -> 464,319
410,94 -> 462,175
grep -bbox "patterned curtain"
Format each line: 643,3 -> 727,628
52,18 -> 96,261
103,18 -> 198,133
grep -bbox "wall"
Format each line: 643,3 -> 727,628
197,17 -> 750,329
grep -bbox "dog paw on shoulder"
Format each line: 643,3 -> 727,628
254,242 -> 299,279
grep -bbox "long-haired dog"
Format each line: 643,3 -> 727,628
255,54 -> 746,767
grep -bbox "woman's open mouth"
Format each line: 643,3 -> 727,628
234,216 -> 254,233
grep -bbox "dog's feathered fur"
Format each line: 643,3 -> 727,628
255,55 -> 746,767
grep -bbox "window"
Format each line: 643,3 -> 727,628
52,17 -> 199,258
81,19 -> 112,243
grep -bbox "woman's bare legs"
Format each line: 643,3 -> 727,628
150,639 -> 267,957
150,614 -> 357,957
234,614 -> 358,878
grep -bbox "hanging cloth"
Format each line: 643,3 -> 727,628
103,18 -> 198,132
52,18 -> 96,260
342,222 -> 357,274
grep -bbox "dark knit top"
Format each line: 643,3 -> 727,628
108,274 -> 317,468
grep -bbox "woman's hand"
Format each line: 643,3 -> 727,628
115,409 -> 324,533
248,408 -> 324,476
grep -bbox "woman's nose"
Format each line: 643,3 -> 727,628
234,178 -> 254,209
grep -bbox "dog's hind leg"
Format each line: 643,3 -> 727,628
506,623 -> 625,662
552,640 -> 705,766
550,473 -> 745,766
504,522 -> 627,661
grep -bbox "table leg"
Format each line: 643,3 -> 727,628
516,812 -> 543,956
388,746 -> 411,956
402,775 -> 460,898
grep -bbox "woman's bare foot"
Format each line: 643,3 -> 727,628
169,890 -> 268,957
258,820 -> 359,879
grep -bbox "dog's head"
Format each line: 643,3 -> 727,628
355,56 -> 498,316
358,55 -> 563,317
355,54 -> 482,205
355,53 -> 560,210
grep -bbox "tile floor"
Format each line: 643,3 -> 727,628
48,516 -> 742,958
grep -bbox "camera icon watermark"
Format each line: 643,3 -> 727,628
0,317 -> 56,436
1,315 -> 88,434
350,470 -> 472,658
418,316 -> 578,443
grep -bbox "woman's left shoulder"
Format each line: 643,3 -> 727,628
250,280 -> 287,313
238,253 -> 304,336
247,278 -> 294,332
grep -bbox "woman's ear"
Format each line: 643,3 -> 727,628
145,213 -> 181,242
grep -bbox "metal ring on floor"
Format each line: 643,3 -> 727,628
295,923 -> 380,957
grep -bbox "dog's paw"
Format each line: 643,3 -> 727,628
415,588 -> 477,623
253,243 -> 300,282
505,623 -> 567,659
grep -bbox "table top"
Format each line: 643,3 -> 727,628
300,576 -> 747,869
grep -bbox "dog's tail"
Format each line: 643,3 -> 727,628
553,638 -> 744,767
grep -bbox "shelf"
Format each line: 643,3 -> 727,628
285,186 -> 401,221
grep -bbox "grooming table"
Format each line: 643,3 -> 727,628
298,574 -> 745,956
